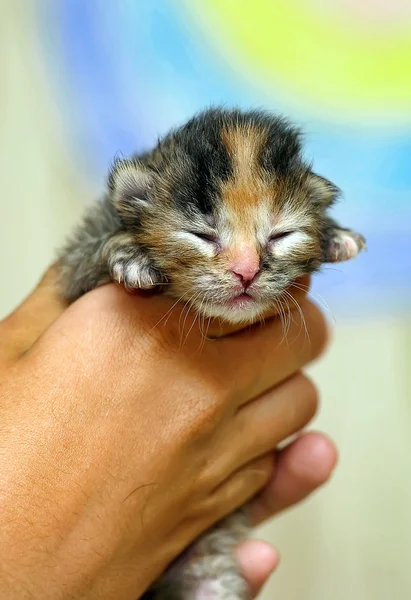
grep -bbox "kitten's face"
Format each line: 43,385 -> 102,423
109,109 -> 361,323
137,176 -> 323,323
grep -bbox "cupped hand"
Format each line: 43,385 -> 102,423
0,268 -> 330,600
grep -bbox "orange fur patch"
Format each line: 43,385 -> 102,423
220,124 -> 273,245
221,125 -> 268,207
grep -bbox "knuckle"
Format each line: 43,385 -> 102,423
306,303 -> 330,359
185,392 -> 224,440
191,457 -> 222,499
247,457 -> 274,490
180,370 -> 231,432
289,300 -> 329,366
195,455 -> 274,526
164,379 -> 227,451
234,458 -> 274,504
298,372 -> 319,416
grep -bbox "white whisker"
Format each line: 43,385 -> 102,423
283,289 -> 310,347
149,290 -> 190,334
291,282 -> 336,324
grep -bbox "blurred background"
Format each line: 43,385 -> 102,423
1,1 -> 410,598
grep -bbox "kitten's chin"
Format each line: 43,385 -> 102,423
196,299 -> 268,324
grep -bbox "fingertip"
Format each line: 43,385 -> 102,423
249,432 -> 338,525
288,432 -> 338,484
236,540 -> 279,597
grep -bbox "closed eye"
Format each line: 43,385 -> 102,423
188,231 -> 218,244
269,231 -> 294,242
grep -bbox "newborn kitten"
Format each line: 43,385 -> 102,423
58,108 -> 365,599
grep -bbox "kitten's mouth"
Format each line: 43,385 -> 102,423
198,289 -> 265,322
225,291 -> 256,308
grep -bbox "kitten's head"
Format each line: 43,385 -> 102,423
108,108 -> 364,323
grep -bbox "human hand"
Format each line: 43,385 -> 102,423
0,268 -> 328,600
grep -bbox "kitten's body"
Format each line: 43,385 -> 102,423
58,108 -> 365,599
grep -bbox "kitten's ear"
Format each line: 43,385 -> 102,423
108,158 -> 153,222
307,173 -> 340,207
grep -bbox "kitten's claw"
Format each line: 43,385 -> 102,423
111,259 -> 157,290
326,230 -> 367,263
111,261 -> 124,285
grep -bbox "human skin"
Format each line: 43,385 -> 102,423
0,268 -> 337,599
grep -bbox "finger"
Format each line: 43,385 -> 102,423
249,432 -> 338,525
207,275 -> 311,338
214,373 -> 318,476
0,266 -> 67,361
235,540 -> 279,598
216,299 -> 329,407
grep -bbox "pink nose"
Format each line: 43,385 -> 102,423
229,245 -> 261,285
231,266 -> 260,285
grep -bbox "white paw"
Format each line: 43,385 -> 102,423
327,230 -> 367,262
